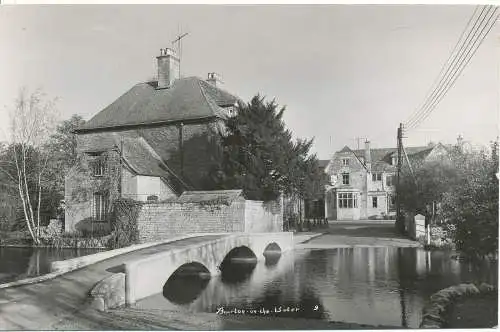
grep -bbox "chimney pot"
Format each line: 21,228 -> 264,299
364,140 -> 372,170
206,72 -> 223,87
156,47 -> 180,89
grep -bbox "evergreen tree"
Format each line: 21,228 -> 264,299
212,95 -> 324,202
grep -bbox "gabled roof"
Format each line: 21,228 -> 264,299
352,148 -> 396,162
339,145 -> 352,153
318,160 -> 330,169
77,77 -> 239,132
96,133 -> 191,195
349,146 -> 434,163
333,144 -> 441,172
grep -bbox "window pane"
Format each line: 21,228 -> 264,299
95,194 -> 101,219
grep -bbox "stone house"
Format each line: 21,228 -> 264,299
323,141 -> 449,220
64,48 -> 239,232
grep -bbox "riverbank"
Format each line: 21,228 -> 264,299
296,221 -> 421,249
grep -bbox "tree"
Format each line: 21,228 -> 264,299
440,140 -> 498,258
398,138 -> 499,258
0,88 -> 59,244
397,159 -> 460,216
212,95 -> 324,203
44,114 -> 86,216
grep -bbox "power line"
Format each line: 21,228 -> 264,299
404,5 -> 499,131
406,6 -> 498,131
404,5 -> 491,129
404,5 -> 481,129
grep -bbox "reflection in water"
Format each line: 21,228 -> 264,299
397,248 -> 408,328
220,260 -> 257,284
220,246 -> 258,284
137,247 -> 497,328
264,253 -> 281,267
0,247 -> 104,283
163,262 -> 211,304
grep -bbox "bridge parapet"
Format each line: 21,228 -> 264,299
124,232 -> 293,305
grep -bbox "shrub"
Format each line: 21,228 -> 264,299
107,198 -> 142,249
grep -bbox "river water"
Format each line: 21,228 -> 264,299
0,245 -> 497,328
137,247 -> 498,328
0,247 -> 104,284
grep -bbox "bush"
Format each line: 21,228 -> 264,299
107,198 -> 142,249
401,141 -> 499,259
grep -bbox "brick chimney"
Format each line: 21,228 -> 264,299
206,72 -> 223,87
156,48 -> 180,89
364,140 -> 372,171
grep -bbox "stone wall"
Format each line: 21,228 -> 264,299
65,150 -> 121,232
420,283 -> 497,328
415,214 -> 426,241
76,121 -> 222,190
244,200 -> 283,233
136,199 -> 245,242
366,193 -> 388,218
134,197 -> 283,243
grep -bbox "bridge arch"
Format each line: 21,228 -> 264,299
219,246 -> 258,284
263,242 -> 282,255
124,232 -> 294,305
163,262 -> 211,304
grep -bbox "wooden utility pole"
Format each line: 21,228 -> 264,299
396,123 -> 404,233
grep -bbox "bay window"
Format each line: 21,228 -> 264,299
338,193 -> 358,208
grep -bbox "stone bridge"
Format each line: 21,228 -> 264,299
124,232 -> 293,305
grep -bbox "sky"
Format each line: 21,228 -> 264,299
0,5 -> 498,160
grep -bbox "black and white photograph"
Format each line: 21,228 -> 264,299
0,2 -> 498,330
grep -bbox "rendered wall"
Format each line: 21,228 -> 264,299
244,200 -> 283,233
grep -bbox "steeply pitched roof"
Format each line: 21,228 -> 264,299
318,160 -> 330,169
351,148 -> 396,163
78,77 -> 239,132
349,146 -> 433,163
108,134 -> 190,194
339,145 -> 352,153
177,190 -> 245,204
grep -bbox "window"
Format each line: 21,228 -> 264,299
386,175 -> 394,187
93,192 -> 109,221
342,158 -> 349,166
372,196 -> 378,208
338,193 -> 358,209
92,157 -> 105,177
389,195 -> 396,209
392,156 -> 397,165
342,173 -> 350,185
372,173 -> 382,181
